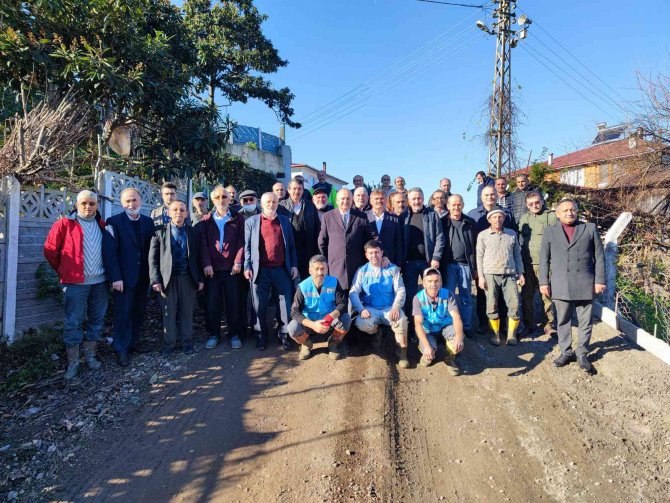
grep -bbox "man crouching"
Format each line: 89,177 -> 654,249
288,255 -> 351,360
413,267 -> 465,375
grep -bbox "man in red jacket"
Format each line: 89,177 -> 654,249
43,190 -> 114,380
199,185 -> 245,350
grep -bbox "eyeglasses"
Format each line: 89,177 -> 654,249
241,197 -> 255,203
79,201 -> 97,206
527,201 -> 542,206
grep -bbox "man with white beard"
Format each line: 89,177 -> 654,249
312,187 -> 333,221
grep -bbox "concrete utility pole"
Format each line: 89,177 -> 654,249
476,1 -> 531,177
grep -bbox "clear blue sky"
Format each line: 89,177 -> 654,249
204,0 -> 669,209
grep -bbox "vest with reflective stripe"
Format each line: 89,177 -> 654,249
417,288 -> 453,333
358,263 -> 397,309
299,275 -> 338,321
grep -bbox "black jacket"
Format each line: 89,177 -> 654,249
149,223 -> 203,288
440,214 -> 476,277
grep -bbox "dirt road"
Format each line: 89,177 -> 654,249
53,321 -> 670,502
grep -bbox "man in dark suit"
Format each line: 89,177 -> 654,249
540,198 -> 606,373
366,188 -> 403,266
318,188 -> 374,291
149,200 -> 204,354
244,192 -> 299,350
278,178 -> 321,280
106,188 -> 155,367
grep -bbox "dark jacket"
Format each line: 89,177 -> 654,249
198,211 -> 245,271
318,208 -> 374,290
44,213 -> 116,284
440,213 -> 476,276
365,210 -> 403,267
105,212 -> 154,287
149,223 -> 203,288
508,185 -> 539,228
539,221 -> 605,301
277,198 -> 321,263
244,213 -> 298,282
400,207 -> 445,265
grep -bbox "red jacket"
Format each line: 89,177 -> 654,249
198,211 -> 245,271
43,213 -> 114,284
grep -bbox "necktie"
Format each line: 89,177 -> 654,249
342,213 -> 349,228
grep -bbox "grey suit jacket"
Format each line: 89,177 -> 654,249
539,221 -> 605,301
149,223 -> 203,288
244,213 -> 298,282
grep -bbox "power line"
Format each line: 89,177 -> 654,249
417,0 -> 487,7
519,11 -> 630,105
292,33 -> 482,142
298,21 -> 478,130
520,44 -> 619,120
526,37 -> 628,116
297,8 -> 480,124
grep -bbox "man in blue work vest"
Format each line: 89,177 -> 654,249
349,240 -> 409,369
288,255 -> 351,361
412,267 -> 466,375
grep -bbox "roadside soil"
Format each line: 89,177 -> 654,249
4,318 -> 670,502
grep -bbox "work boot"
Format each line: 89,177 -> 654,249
328,338 -> 342,360
64,346 -> 80,380
298,338 -> 313,360
553,352 -> 576,367
444,341 -> 460,376
83,341 -> 102,370
371,327 -> 383,349
489,319 -> 501,346
577,354 -> 593,373
507,318 -> 519,346
397,346 -> 409,369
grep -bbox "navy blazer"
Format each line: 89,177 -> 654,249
105,212 -> 154,287
365,210 -> 403,267
244,213 -> 298,282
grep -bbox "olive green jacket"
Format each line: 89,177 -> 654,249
518,210 -> 558,265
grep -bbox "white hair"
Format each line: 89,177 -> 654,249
119,187 -> 141,200
77,190 -> 98,202
353,187 -> 367,196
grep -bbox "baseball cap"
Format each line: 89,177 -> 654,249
193,192 -> 206,200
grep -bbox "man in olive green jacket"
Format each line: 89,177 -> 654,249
518,191 -> 557,336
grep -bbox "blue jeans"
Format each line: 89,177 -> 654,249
62,282 -> 109,347
444,263 -> 473,331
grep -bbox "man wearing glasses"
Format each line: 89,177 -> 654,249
199,186 -> 246,350
518,191 -> 558,337
44,190 -> 115,380
238,190 -> 260,220
430,190 -> 448,218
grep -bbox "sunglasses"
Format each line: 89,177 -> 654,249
241,197 -> 256,203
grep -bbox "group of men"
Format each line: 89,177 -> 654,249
43,169 -> 605,380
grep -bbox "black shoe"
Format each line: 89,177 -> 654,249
117,351 -> 130,367
464,329 -> 475,340
577,354 -> 593,373
281,335 -> 291,351
161,346 -> 175,357
553,352 -> 576,367
256,335 -> 267,351
182,345 -> 194,355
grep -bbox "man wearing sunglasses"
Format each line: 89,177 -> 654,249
519,191 -> 558,338
44,190 -> 115,380
199,186 -> 245,350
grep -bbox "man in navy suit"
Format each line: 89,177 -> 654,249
366,189 -> 403,267
244,192 -> 299,350
106,188 -> 155,366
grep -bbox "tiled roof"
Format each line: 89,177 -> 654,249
517,138 -> 658,174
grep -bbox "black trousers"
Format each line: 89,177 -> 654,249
205,270 -> 242,339
112,281 -> 149,354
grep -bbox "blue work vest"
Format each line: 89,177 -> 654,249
358,263 -> 397,309
417,288 -> 453,333
299,275 -> 338,321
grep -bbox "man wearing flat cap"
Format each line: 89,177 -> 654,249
312,187 -> 333,222
476,207 -> 524,347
